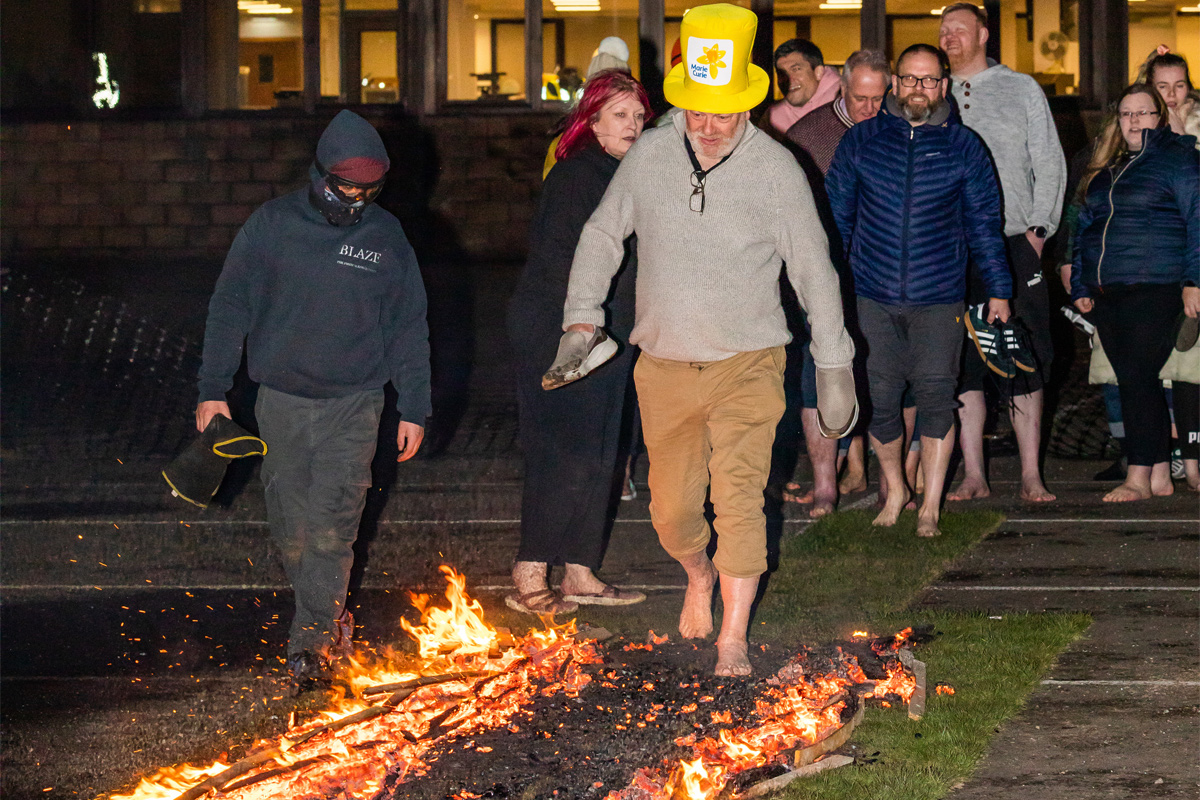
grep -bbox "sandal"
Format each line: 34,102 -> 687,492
561,584 -> 646,606
505,589 -> 578,615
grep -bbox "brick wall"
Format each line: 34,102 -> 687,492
0,112 -> 560,263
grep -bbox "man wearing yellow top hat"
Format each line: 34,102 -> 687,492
548,3 -> 857,676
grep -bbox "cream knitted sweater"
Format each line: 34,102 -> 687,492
563,112 -> 855,369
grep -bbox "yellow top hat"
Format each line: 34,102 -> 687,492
663,3 -> 770,114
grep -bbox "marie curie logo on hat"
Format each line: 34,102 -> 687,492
663,3 -> 769,114
687,37 -> 734,86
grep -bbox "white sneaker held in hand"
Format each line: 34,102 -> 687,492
541,327 -> 618,390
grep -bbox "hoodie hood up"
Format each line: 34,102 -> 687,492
309,110 -> 391,226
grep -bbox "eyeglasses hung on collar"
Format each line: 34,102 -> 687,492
690,170 -> 707,214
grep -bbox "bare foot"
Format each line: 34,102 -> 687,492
512,561 -> 548,596
714,637 -> 752,676
1102,482 -> 1152,502
1150,465 -> 1175,497
838,470 -> 867,494
872,486 -> 910,527
809,488 -> 837,519
782,482 -> 813,504
678,559 -> 717,639
1020,479 -> 1057,502
947,477 -> 990,501
916,508 -> 941,537
560,563 -> 608,597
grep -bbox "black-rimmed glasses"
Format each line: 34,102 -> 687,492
897,75 -> 943,88
690,170 -> 706,213
1118,109 -> 1160,120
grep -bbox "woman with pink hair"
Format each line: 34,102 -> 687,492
505,69 -> 654,614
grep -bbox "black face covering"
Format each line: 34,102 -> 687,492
307,159 -> 386,226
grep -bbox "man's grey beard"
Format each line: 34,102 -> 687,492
686,116 -> 747,161
898,93 -> 942,123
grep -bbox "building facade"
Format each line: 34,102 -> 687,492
2,0 -> 1197,260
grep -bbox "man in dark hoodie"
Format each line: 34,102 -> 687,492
196,110 -> 431,692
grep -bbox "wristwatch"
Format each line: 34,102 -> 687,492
1028,225 -> 1047,238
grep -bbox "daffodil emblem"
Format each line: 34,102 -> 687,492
696,43 -> 726,80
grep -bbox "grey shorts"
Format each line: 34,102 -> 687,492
857,298 -> 964,444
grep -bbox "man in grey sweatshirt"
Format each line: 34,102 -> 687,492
939,2 -> 1067,503
555,3 -> 855,677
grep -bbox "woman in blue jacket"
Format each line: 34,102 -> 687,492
1071,83 -> 1200,502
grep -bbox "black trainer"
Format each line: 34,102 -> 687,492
287,650 -> 333,696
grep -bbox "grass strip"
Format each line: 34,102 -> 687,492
757,509 -> 1006,642
519,509 -> 1007,644
778,611 -> 1091,799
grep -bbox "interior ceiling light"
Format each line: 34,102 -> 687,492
246,4 -> 294,12
930,5 -> 945,13
819,2 -> 861,7
551,0 -> 600,10
1180,4 -> 1199,10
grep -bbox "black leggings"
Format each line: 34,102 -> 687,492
1091,283 -> 1183,467
1174,382 -> 1199,461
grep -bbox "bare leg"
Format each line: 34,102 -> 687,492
916,426 -> 955,537
838,435 -> 868,494
1103,465 -> 1154,502
1150,461 -> 1175,497
870,434 -> 909,526
560,563 -> 608,596
1185,460 -> 1200,492
801,408 -> 838,517
1011,390 -> 1055,502
714,573 -> 759,676
512,561 -> 548,595
676,550 -> 718,639
948,390 -> 990,500
905,445 -> 923,494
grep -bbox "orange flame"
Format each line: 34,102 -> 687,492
400,565 -> 497,659
103,567 -> 601,800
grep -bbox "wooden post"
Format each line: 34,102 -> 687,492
638,0 -> 666,112
1078,0 -> 1127,108
180,0 -> 207,116
525,0 -> 542,110
750,0 -> 774,112
860,0 -> 887,57
983,0 -> 1001,63
303,0 -> 320,113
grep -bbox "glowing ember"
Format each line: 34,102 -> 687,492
104,567 -> 602,800
605,630 -> 921,800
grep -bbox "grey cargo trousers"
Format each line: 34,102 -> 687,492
256,385 -> 384,658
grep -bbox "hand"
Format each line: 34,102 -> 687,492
987,298 -> 1011,324
1184,286 -> 1200,318
1074,297 -> 1094,313
1025,229 -> 1045,258
1058,264 -> 1072,294
196,400 -> 231,432
397,420 -> 424,462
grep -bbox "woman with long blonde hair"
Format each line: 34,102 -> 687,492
1070,82 -> 1200,501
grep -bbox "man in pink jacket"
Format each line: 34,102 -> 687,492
767,39 -> 842,135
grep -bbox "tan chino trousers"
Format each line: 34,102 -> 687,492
634,346 -> 786,579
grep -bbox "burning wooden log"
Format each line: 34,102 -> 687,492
734,755 -> 854,799
792,697 -> 864,768
898,648 -> 927,720
362,670 -> 485,697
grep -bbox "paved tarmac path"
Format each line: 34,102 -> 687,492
2,261 -> 1196,799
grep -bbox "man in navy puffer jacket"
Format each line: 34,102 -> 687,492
826,43 -> 1012,538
